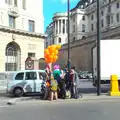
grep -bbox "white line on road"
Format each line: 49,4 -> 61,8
0,106 -> 6,108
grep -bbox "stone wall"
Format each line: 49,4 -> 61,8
58,38 -> 96,72
57,26 -> 120,72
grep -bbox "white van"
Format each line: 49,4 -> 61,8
6,70 -> 47,97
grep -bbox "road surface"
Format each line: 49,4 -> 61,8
0,99 -> 119,120
78,79 -> 110,94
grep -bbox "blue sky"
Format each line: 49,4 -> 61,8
43,0 -> 80,31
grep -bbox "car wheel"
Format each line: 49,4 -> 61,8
13,87 -> 24,97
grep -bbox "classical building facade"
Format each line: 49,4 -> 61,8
0,0 -> 45,72
45,12 -> 68,48
70,0 -> 120,42
46,0 -> 120,71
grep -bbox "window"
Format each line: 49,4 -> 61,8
101,20 -> 104,28
52,39 -> 54,44
73,37 -> 75,42
106,15 -> 110,25
14,0 -> 17,6
25,72 -> 37,80
28,53 -> 36,57
116,13 -> 119,22
28,20 -> 35,32
91,24 -> 94,31
82,24 -> 85,32
116,2 -> 119,8
22,0 -> 26,10
58,38 -> 61,43
111,15 -> 113,23
73,16 -> 75,22
5,0 -> 12,5
15,72 -> 24,80
73,25 -> 75,32
45,42 -> 48,48
39,72 -> 46,81
9,16 -> 15,28
82,36 -> 86,39
108,6 -> 111,13
5,63 -> 17,71
101,11 -> 104,16
82,16 -> 85,20
91,15 -> 94,20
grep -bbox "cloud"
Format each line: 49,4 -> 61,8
52,0 -> 78,4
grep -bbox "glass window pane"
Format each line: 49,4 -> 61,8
28,20 -> 35,32
39,72 -> 46,81
15,72 -> 24,80
25,72 -> 37,80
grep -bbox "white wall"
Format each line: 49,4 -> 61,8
0,0 -> 44,33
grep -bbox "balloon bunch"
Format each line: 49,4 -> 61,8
44,44 -> 62,63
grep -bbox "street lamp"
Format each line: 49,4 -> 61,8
67,0 -> 71,76
96,0 -> 101,95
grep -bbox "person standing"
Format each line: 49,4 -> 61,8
70,66 -> 79,99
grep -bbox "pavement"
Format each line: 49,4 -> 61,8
0,79 -> 115,105
0,99 -> 120,120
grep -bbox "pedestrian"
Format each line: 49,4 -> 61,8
59,68 -> 66,99
50,76 -> 58,101
70,66 -> 79,99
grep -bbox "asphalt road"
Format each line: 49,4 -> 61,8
78,79 -> 110,94
0,99 -> 120,120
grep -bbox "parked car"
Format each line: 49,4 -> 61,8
6,70 -> 47,97
78,71 -> 93,79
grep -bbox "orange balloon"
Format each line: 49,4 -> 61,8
49,47 -> 55,54
54,55 -> 58,60
53,58 -> 56,63
49,55 -> 53,60
51,53 -> 55,56
44,49 -> 49,55
55,50 -> 58,55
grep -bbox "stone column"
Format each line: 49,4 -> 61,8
65,19 -> 66,34
61,19 -> 63,34
58,20 -> 60,34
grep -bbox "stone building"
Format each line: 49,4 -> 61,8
45,12 -> 68,48
0,0 -> 45,72
46,0 -> 120,72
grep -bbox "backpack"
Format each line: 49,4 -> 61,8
51,80 -> 58,91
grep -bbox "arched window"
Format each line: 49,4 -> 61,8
82,36 -> 86,39
58,37 -> 61,43
73,37 -> 75,42
5,42 -> 21,71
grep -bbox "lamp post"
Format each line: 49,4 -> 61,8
67,0 -> 70,76
96,0 -> 101,95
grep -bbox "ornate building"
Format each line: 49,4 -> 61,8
46,0 -> 120,71
0,0 -> 45,72
45,12 -> 68,48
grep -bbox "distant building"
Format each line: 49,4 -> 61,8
70,0 -> 120,42
0,0 -> 45,72
46,0 -> 120,71
45,12 -> 68,48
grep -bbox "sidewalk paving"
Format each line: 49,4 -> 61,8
6,93 -> 120,105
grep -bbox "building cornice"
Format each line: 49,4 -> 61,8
0,25 -> 46,38
62,25 -> 120,50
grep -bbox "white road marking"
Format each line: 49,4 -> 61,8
0,106 -> 6,108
